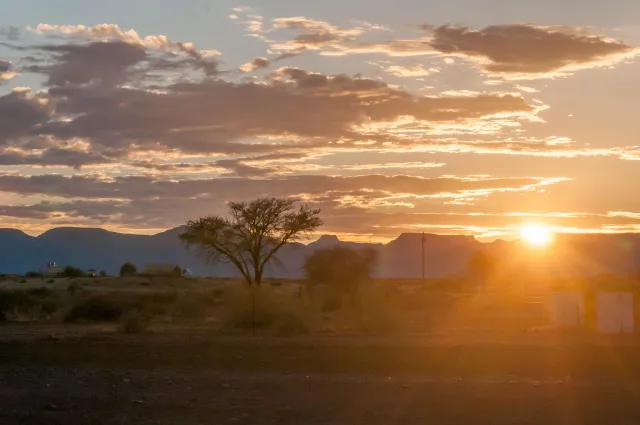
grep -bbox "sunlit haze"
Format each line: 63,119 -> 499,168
520,225 -> 553,247
1,1 -> 640,241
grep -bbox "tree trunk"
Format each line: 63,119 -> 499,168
251,286 -> 256,336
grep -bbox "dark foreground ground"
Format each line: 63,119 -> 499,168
3,328 -> 640,424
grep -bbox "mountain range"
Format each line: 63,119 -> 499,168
0,227 -> 639,279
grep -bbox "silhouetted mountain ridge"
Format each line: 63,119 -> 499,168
0,227 -> 638,278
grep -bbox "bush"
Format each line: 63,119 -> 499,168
118,310 -> 150,334
120,262 -> 137,277
46,279 -> 55,284
304,247 -> 378,307
99,270 -> 107,277
0,288 -> 62,322
64,296 -> 123,322
25,271 -> 42,278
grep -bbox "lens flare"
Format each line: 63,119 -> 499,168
520,225 -> 553,246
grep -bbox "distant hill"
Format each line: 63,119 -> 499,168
0,227 -> 638,278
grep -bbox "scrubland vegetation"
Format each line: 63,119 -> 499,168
0,273 -> 556,339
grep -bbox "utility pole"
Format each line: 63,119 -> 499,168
421,232 -> 426,286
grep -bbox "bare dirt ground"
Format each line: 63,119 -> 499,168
4,366 -> 640,425
3,328 -> 640,424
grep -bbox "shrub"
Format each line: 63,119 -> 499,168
46,279 -> 55,284
64,296 -> 123,322
25,271 -> 42,278
99,270 -> 107,277
304,247 -> 378,307
119,310 -> 150,334
120,262 -> 137,277
0,289 -> 62,322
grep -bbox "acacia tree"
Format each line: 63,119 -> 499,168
179,197 -> 323,286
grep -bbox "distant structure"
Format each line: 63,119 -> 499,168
144,263 -> 184,277
43,261 -> 65,278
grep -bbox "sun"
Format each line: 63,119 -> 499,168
520,224 -> 553,246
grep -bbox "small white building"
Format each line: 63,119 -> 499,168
42,262 -> 65,278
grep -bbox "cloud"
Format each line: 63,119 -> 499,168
0,147 -> 114,168
0,60 -> 17,81
0,89 -> 53,146
29,23 -> 220,57
341,162 -> 445,170
265,17 -> 365,57
374,136 -> 640,160
28,23 -> 220,76
384,64 -> 439,77
261,18 -> 636,78
427,24 -> 637,78
35,41 -> 148,87
240,57 -> 270,72
0,173 -> 557,201
272,17 -> 363,37
0,173 -> 564,230
18,69 -> 532,157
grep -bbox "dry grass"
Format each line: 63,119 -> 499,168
0,276 -> 558,336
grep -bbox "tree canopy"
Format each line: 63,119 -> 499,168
119,262 -> 137,277
180,197 -> 323,285
63,265 -> 85,278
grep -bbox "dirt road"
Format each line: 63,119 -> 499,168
3,366 -> 640,425
3,332 -> 640,424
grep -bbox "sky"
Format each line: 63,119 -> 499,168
1,0 -> 640,241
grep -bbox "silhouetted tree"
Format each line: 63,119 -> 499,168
304,246 -> 378,306
467,250 -> 497,290
63,266 -> 85,278
99,270 -> 107,277
119,262 -> 137,277
180,197 -> 322,286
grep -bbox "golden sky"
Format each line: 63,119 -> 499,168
1,0 -> 639,241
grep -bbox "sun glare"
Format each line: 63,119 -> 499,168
520,225 -> 553,246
